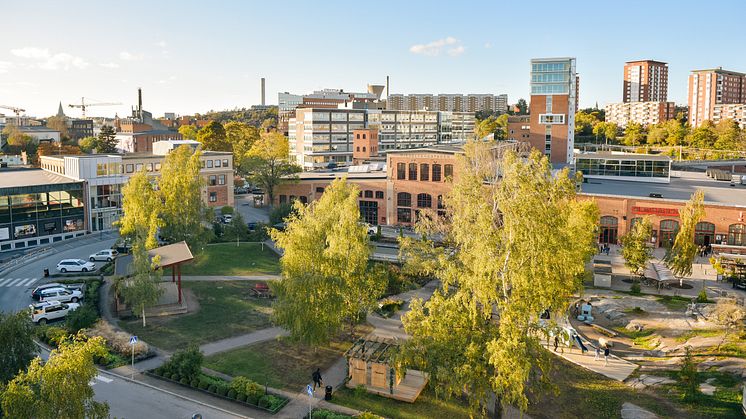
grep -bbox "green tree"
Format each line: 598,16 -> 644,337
225,121 -> 260,175
96,125 -> 118,153
575,110 -> 600,136
515,98 -> 528,115
2,124 -> 34,151
665,190 -> 705,287
663,119 -> 688,147
679,346 -> 698,402
158,145 -> 205,248
646,124 -> 668,146
178,124 -> 198,141
593,121 -> 619,144
622,122 -> 645,146
475,115 -> 508,140
197,120 -> 229,151
714,119 -> 742,151
0,311 -> 37,383
78,136 -> 97,153
270,178 -> 385,344
396,143 -> 599,414
243,131 -> 301,207
1,335 -> 109,419
118,170 -> 161,249
620,216 -> 653,276
687,121 -> 717,149
46,116 -> 69,139
120,245 -> 164,327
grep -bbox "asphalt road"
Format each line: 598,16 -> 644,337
0,233 -> 118,313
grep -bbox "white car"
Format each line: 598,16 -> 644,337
56,259 -> 96,273
29,301 -> 79,325
89,249 -> 118,262
222,214 -> 233,224
39,287 -> 83,304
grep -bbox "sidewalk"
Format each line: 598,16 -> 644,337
200,327 -> 288,356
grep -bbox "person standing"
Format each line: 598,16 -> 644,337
594,346 -> 601,361
604,346 -> 610,366
312,368 -> 323,391
553,335 -> 559,352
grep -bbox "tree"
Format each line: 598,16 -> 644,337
396,143 -> 599,414
224,121 -> 260,175
679,346 -> 698,402
96,125 -> 118,153
197,121 -> 229,151
620,216 -> 653,276
243,131 -> 301,207
158,145 -> 205,248
120,245 -> 163,327
622,122 -> 645,146
1,334 -> 109,418
118,170 -> 161,249
575,111 -> 600,136
46,116 -> 69,139
78,136 -> 97,153
475,114 -> 508,140
663,119 -> 688,147
712,299 -> 746,350
665,190 -> 705,286
714,119 -> 742,151
270,178 -> 385,344
515,98 -> 528,115
593,122 -> 618,144
178,124 -> 198,141
2,124 -> 34,151
0,311 -> 37,384
647,124 -> 668,146
687,121 -> 717,149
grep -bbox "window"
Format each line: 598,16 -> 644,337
215,159 -> 221,168
437,195 -> 444,209
279,195 -> 287,204
356,146 -> 360,152
206,160 -> 213,168
432,164 -> 442,181
136,163 -> 143,172
209,175 -> 216,186
397,192 -> 411,207
695,221 -> 715,246
209,192 -> 217,202
315,187 -> 324,193
599,216 -> 618,244
420,164 -> 429,181
417,193 -> 432,208
363,146 -> 366,152
147,163 -> 153,172
364,190 -> 373,198
728,224 -> 746,246
444,164 -> 453,179
408,163 -> 417,180
125,164 -> 134,173
660,219 -> 679,246
299,196 -> 308,204
397,208 -> 412,223
539,114 -> 565,124
222,159 -> 229,167
397,163 -> 406,180
375,191 -> 384,199
155,163 -> 161,171
218,175 -> 226,185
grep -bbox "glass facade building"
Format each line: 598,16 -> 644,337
576,154 -> 671,183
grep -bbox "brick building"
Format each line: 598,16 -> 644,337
623,60 -> 669,102
605,101 -> 675,128
688,67 -> 746,128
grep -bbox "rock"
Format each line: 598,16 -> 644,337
621,402 -> 659,419
699,382 -> 716,396
626,321 -> 645,332
606,310 -> 626,321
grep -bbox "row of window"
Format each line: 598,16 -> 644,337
208,175 -> 226,186
203,159 -> 230,169
396,192 -> 445,209
396,163 -> 453,182
599,216 -> 746,246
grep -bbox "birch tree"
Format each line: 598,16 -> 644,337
118,170 -> 160,249
620,216 -> 653,277
665,190 -> 705,286
159,144 -> 205,248
120,247 -> 163,327
397,143 -> 599,415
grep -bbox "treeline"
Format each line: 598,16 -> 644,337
197,106 -> 278,130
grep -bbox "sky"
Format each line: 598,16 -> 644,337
1,0 -> 746,118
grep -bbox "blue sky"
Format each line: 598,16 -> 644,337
2,0 -> 745,118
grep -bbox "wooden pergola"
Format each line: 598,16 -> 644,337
148,241 -> 194,304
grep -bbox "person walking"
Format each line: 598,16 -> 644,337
553,335 -> 559,352
594,345 -> 601,361
604,346 -> 610,366
312,368 -> 323,391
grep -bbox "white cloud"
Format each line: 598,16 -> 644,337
154,40 -> 167,48
119,51 -> 143,61
10,47 -> 88,70
99,62 -> 120,69
409,37 -> 464,57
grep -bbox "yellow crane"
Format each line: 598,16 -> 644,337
68,97 -> 121,118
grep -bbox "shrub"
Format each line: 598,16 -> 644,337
354,384 -> 367,398
171,374 -> 181,382
221,206 -> 234,215
180,377 -> 189,385
357,413 -> 384,419
162,345 -> 203,381
40,326 -> 69,347
216,385 -> 228,397
65,305 -> 99,333
696,288 -> 709,303
258,395 -> 271,409
207,384 -> 217,393
190,378 -> 199,388
198,378 -> 210,390
630,281 -> 641,295
84,320 -> 149,357
227,389 -> 237,399
270,203 -> 294,225
258,394 -> 284,411
237,393 -> 247,403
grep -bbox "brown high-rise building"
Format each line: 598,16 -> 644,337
623,60 -> 668,103
688,67 -> 746,127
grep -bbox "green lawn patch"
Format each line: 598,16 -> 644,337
180,243 -> 280,276
656,295 -> 692,311
120,281 -> 273,351
675,329 -> 724,343
332,386 -> 473,419
205,328 -> 370,391
651,369 -> 743,418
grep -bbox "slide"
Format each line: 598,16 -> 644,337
573,334 -> 588,352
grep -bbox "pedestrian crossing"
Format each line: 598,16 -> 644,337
0,277 -> 39,287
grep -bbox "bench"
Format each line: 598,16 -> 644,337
591,323 -> 618,338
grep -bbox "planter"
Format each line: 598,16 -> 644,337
145,371 -> 289,414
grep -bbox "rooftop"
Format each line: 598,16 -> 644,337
691,67 -> 746,76
625,60 -> 668,65
580,171 -> 746,207
0,168 -> 79,190
386,144 -> 463,155
576,152 -> 672,162
296,170 -> 387,181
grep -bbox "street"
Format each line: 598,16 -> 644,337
0,232 -> 118,313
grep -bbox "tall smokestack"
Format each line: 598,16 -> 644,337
260,78 -> 266,106
386,76 -> 389,98
137,87 -> 143,120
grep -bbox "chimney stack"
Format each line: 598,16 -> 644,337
137,87 -> 143,120
386,76 -> 389,98
260,78 -> 266,106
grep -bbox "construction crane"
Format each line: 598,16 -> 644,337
68,97 -> 122,118
0,105 -> 25,116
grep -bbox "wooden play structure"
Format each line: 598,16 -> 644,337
344,337 -> 428,403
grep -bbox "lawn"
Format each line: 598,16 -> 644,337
204,327 -> 371,391
656,295 -> 692,311
179,242 -> 280,276
652,369 -> 743,418
332,386 -> 473,419
120,281 -> 273,351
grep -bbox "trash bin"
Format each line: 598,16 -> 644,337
324,385 -> 332,401
43,268 -> 49,278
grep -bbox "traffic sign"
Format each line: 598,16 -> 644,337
306,384 -> 313,397
129,335 -> 138,345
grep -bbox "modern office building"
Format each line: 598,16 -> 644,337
575,152 -> 671,183
528,57 -> 577,165
40,140 -> 233,231
688,67 -> 746,127
623,60 -> 668,102
386,93 -> 508,113
278,89 -> 382,134
605,101 -> 675,127
288,108 -> 475,170
713,104 -> 746,129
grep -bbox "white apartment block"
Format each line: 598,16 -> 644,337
387,93 -> 508,113
605,101 -> 675,128
713,104 -> 746,129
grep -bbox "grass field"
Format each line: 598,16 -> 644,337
205,327 -> 371,391
332,386 -> 473,419
180,243 -> 280,276
120,281 -> 273,351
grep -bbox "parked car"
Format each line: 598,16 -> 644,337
56,259 -> 96,273
247,222 -> 258,231
38,287 -> 83,304
89,249 -> 118,262
251,188 -> 264,195
29,301 -> 79,325
31,283 -> 71,301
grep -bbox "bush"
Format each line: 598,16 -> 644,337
270,203 -> 294,225
84,320 -> 149,357
630,281 -> 641,295
227,389 -> 237,399
354,384 -> 367,398
237,393 -> 247,403
171,374 -> 181,382
207,384 -> 217,393
65,305 -> 99,333
180,377 -> 189,385
162,345 -> 203,381
190,378 -> 200,388
198,378 -> 210,390
696,288 -> 709,303
216,385 -> 228,397
357,413 -> 384,419
38,326 -> 69,347
221,206 -> 234,215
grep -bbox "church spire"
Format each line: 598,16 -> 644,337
56,101 -> 65,117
